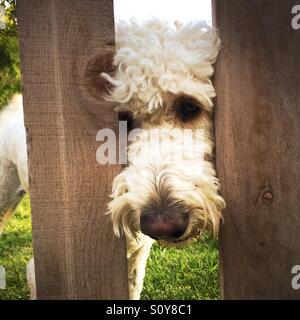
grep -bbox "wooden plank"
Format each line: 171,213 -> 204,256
213,0 -> 300,299
17,0 -> 129,299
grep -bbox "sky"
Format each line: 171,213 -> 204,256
113,0 -> 212,25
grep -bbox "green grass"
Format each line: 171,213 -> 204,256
141,238 -> 220,300
0,196 -> 32,300
0,196 -> 220,300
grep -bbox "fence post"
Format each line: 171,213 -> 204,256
17,0 -> 129,299
212,0 -> 300,299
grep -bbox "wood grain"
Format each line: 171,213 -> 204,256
213,0 -> 300,299
17,0 -> 129,299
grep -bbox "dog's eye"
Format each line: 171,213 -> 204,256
183,101 -> 199,113
174,97 -> 202,122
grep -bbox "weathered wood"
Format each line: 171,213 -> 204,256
213,0 -> 300,299
17,0 -> 128,299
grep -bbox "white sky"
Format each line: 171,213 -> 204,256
114,0 -> 212,25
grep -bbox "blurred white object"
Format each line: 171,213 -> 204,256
0,94 -> 28,233
114,0 -> 212,25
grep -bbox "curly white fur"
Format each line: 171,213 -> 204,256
102,19 -> 220,117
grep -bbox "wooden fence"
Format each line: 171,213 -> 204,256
17,0 -> 128,299
213,0 -> 300,299
17,0 -> 300,299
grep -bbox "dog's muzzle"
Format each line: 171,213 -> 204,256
140,201 -> 189,241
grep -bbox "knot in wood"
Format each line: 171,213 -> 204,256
262,190 -> 274,205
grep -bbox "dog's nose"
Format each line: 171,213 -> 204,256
140,210 -> 188,240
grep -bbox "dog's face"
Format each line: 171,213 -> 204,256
102,20 -> 225,246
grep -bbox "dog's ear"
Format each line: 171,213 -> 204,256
175,21 -> 221,80
108,172 -> 139,239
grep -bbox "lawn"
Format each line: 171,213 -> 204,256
0,196 -> 220,300
0,197 -> 32,300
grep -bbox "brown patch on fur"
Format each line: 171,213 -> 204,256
85,50 -> 115,99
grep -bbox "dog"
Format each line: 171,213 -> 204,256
0,94 -> 28,234
102,19 -> 225,299
0,19 -> 224,300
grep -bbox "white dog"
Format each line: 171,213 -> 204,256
0,94 -> 28,234
0,19 -> 224,300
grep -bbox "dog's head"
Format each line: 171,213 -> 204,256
102,19 -> 225,246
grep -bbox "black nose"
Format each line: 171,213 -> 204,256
140,203 -> 189,240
